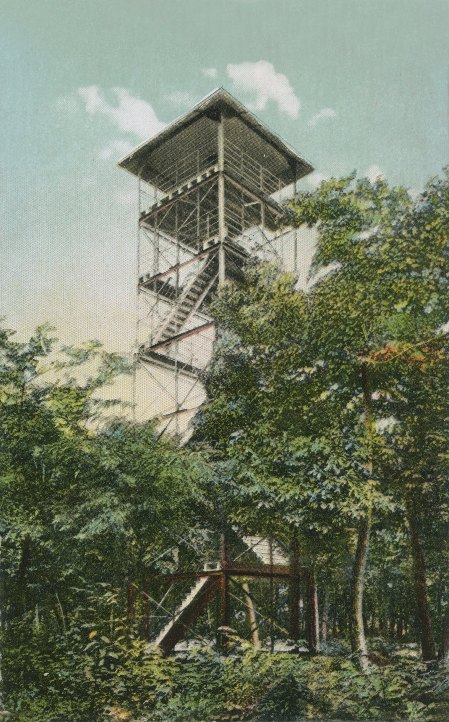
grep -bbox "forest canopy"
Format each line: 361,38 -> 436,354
1,169 -> 449,721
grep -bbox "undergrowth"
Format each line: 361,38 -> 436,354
3,623 -> 449,722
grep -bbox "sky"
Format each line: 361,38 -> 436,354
1,0 -> 449,361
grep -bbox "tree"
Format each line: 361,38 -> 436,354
196,169 -> 449,668
289,171 -> 449,664
0,323 -> 208,709
196,264 -> 368,652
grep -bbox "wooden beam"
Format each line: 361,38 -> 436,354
145,564 -> 291,584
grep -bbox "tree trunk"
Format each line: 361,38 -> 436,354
306,567 -> 320,653
438,606 -> 449,661
349,363 -> 374,672
127,581 -> 137,623
350,509 -> 372,671
406,502 -> 436,661
288,533 -> 301,641
321,589 -> 330,642
388,617 -> 396,639
331,608 -> 337,638
242,581 -> 260,648
143,580 -> 150,641
12,536 -> 31,619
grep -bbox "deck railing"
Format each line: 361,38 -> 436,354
143,141 -> 285,199
224,139 -> 283,197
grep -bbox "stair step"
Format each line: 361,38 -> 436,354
152,261 -> 217,345
168,312 -> 191,326
242,536 -> 287,566
154,575 -> 220,654
189,282 -> 208,293
187,290 -> 205,300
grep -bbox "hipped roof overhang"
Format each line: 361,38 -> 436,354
118,87 -> 313,183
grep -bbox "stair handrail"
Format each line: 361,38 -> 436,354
150,250 -> 218,345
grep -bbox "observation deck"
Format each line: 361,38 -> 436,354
119,88 -> 313,430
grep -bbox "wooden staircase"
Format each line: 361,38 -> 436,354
242,537 -> 287,566
154,575 -> 221,655
150,252 -> 218,349
151,536 -> 289,655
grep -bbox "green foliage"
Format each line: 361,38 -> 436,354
0,324 -> 211,718
196,167 -> 449,663
2,168 -> 449,719
6,640 -> 449,722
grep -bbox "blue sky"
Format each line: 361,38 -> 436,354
1,0 -> 449,353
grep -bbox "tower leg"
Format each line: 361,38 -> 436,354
242,580 -> 260,648
219,531 -> 230,649
217,113 -> 226,285
306,568 -> 320,653
288,533 -> 301,641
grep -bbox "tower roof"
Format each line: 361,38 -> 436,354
118,87 -> 313,185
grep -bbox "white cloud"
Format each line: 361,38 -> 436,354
165,90 -> 198,108
226,60 -> 300,118
308,107 -> 337,127
98,139 -> 134,161
307,172 -> 330,189
202,67 -> 218,79
78,86 -> 166,140
365,164 -> 384,183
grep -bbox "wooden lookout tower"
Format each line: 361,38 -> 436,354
119,88 -> 313,438
119,90 -> 314,652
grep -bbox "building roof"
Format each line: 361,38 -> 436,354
118,87 -> 313,184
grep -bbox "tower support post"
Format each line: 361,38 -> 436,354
218,113 -> 226,285
219,526 -> 231,649
288,532 -> 301,641
242,580 -> 260,648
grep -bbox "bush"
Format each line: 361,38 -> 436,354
4,629 -> 449,722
